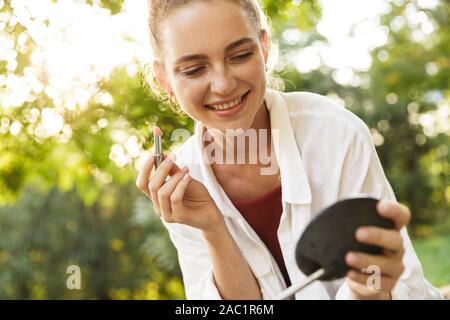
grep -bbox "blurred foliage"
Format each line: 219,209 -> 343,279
281,0 -> 450,230
261,0 -> 322,37
0,0 -> 448,299
88,0 -> 124,14
413,234 -> 450,287
0,183 -> 184,299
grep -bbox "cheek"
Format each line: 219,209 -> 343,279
239,58 -> 267,87
174,78 -> 204,104
172,79 -> 209,118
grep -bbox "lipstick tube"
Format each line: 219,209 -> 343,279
153,126 -> 162,168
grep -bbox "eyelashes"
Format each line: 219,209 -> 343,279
181,67 -> 204,77
180,52 -> 254,78
230,52 -> 254,62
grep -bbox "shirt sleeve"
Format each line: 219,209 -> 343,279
335,122 -> 443,300
161,220 -> 224,300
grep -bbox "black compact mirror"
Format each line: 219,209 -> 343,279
295,197 -> 395,281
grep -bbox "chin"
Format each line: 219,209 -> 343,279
216,119 -> 255,133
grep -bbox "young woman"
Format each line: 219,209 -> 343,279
135,0 -> 443,300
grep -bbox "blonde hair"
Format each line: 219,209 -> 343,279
142,0 -> 284,110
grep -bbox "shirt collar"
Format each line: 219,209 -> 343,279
192,89 -> 311,218
264,89 -> 312,205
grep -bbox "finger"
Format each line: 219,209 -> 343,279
170,172 -> 191,219
346,277 -> 385,299
148,154 -> 177,215
148,177 -> 161,216
158,167 -> 189,223
347,270 -> 397,293
156,153 -> 182,177
346,251 -> 404,278
377,200 -> 411,230
355,226 -> 404,252
135,153 -> 155,198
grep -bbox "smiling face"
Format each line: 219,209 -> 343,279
155,0 -> 269,133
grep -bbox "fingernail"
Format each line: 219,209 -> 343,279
183,173 -> 190,181
357,228 -> 370,240
144,153 -> 153,161
166,155 -> 174,164
378,201 -> 391,212
347,252 -> 358,263
169,153 -> 177,162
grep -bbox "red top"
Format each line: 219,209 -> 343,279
232,185 -> 291,287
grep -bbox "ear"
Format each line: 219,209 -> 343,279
154,62 -> 173,96
260,29 -> 269,64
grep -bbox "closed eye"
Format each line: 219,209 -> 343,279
180,51 -> 254,77
181,67 -> 205,77
230,52 -> 253,62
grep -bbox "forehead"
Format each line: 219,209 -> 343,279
160,1 -> 258,63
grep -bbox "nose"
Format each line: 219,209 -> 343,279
209,66 -> 238,97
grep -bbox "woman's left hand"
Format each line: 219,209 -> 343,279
345,200 -> 411,299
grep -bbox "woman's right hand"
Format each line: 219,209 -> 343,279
136,153 -> 226,233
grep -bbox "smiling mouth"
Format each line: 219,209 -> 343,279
205,90 -> 251,111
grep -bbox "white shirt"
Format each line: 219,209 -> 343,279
162,88 -> 443,300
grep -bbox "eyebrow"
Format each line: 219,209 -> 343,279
174,37 -> 255,65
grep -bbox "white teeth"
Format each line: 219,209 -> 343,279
208,96 -> 243,110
